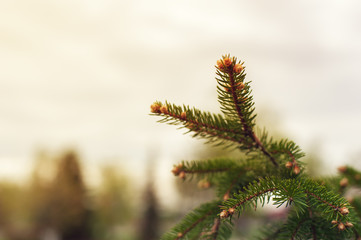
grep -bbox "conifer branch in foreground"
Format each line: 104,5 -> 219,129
151,55 -> 361,239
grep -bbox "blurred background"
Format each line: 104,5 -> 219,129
1,0 -> 361,239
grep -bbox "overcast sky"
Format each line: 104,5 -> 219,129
1,0 -> 361,190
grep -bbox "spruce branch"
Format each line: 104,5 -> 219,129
151,55 -> 361,239
216,55 -> 278,167
200,218 -> 221,240
291,218 -> 307,240
171,158 -> 241,180
221,177 -> 352,225
151,102 -> 246,148
306,199 -> 317,240
268,138 -> 304,174
258,209 -> 356,240
161,201 -> 230,240
222,171 -> 244,201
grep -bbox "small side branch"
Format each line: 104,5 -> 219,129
291,218 -> 306,240
271,148 -> 299,171
221,187 -> 276,219
175,210 -> 213,240
305,191 -> 343,212
223,171 -> 243,201
184,168 -> 230,174
210,218 -> 221,240
252,132 -> 278,167
158,108 -> 248,146
167,111 -> 242,137
307,198 -> 317,240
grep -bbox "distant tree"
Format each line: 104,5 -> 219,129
92,166 -> 134,239
46,151 -> 92,240
138,157 -> 160,240
138,180 -> 159,240
28,150 -> 54,237
0,182 -> 29,239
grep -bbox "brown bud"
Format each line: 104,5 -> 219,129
228,208 -> 235,214
223,193 -> 230,201
338,166 -> 347,173
150,103 -> 161,113
180,112 -> 187,119
220,210 -> 228,219
225,83 -> 243,92
285,161 -> 293,169
179,171 -> 186,179
203,181 -> 210,188
340,206 -> 349,215
216,59 -> 224,69
177,232 -> 183,238
238,96 -> 248,103
171,166 -> 180,176
198,180 -> 210,189
338,222 -> 345,231
237,82 -> 245,90
331,220 -> 338,225
160,105 -> 168,114
340,177 -> 349,187
233,64 -> 244,73
223,57 -> 232,67
345,222 -> 354,228
293,165 -> 300,175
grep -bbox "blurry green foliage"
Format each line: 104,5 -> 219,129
92,166 -> 135,239
0,149 -> 137,240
